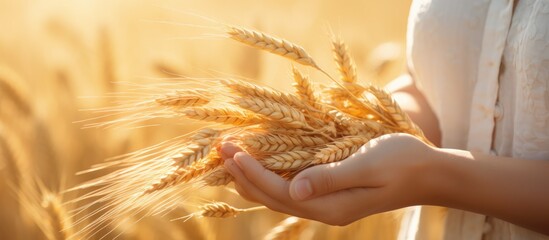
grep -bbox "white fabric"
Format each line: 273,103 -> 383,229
466,0 -> 513,154
403,0 -> 549,239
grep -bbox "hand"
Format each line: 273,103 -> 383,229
220,133 -> 440,225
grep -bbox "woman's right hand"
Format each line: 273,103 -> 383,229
221,133 -> 441,225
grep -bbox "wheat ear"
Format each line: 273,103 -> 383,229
43,192 -> 72,240
181,107 -> 262,126
237,97 -> 308,129
313,135 -> 371,164
291,67 -> 324,112
144,129 -> 221,194
242,133 -> 327,153
367,86 -> 429,141
172,129 -> 220,168
221,79 -> 317,112
178,202 -> 265,219
202,167 -> 233,186
200,202 -> 241,218
227,26 -> 320,69
144,149 -> 225,194
327,85 -> 396,124
261,150 -> 313,170
263,217 -> 310,240
332,38 -> 357,84
155,89 -> 210,108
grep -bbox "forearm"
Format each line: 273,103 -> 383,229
425,149 -> 549,234
387,75 -> 548,233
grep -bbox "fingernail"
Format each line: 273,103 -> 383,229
219,143 -> 227,154
221,142 -> 234,150
222,135 -> 236,142
233,152 -> 250,167
292,178 -> 313,200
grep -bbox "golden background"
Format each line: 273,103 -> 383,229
0,0 -> 411,239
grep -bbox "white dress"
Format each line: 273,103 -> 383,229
402,0 -> 549,239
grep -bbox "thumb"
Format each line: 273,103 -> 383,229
289,152 -> 369,201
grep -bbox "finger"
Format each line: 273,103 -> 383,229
233,152 -> 292,202
224,158 -> 291,213
220,142 -> 243,160
233,182 -> 258,203
289,148 -> 374,201
301,187 -> 385,225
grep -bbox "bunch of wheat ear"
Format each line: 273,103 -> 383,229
73,25 -> 428,238
140,26 -> 428,195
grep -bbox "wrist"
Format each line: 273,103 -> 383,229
403,144 -> 444,206
420,147 -> 475,207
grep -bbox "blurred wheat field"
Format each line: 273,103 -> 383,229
0,0 -> 412,239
